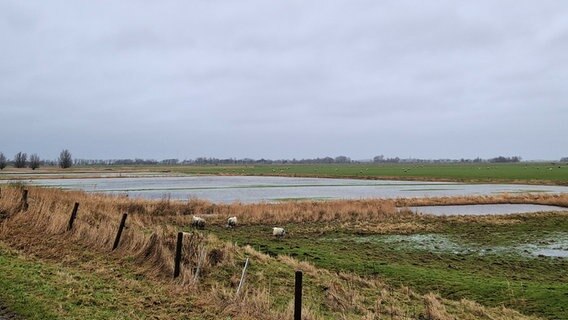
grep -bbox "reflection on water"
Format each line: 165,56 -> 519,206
406,204 -> 567,216
2,175 -> 568,204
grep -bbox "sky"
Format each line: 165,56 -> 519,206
1,1 -> 567,161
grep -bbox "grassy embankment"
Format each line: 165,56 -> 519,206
1,162 -> 567,185
1,186 -> 559,319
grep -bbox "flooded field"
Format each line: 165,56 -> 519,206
407,204 -> 567,215
333,233 -> 568,258
3,175 -> 568,203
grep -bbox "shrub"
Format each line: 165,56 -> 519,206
0,152 -> 6,170
29,153 -> 40,170
14,152 -> 27,168
59,149 -> 72,169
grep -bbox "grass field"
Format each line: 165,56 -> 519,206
0,243 -> 195,320
207,212 -> 568,319
171,163 -> 568,185
3,162 -> 566,185
2,186 -> 562,319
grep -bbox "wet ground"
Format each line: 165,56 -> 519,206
328,232 -> 568,258
406,204 -> 568,216
3,175 -> 568,203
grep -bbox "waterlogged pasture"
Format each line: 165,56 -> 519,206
10,175 -> 568,203
328,232 -> 568,258
1,185 -> 567,319
212,212 -> 568,319
407,204 -> 567,216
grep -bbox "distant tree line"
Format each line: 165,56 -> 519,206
372,155 -> 522,164
488,156 -> 522,163
189,156 -> 353,165
71,156 -> 355,166
73,158 -> 158,166
68,155 -> 528,165
1,151 -> 564,170
0,150 -> 73,170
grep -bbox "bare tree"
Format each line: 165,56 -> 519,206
59,149 -> 73,169
14,152 -> 27,168
0,152 -> 6,170
29,153 -> 40,170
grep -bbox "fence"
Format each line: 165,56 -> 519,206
8,188 -> 306,319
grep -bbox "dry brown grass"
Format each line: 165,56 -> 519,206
0,186 -> 230,286
0,186 -> 546,319
423,293 -> 455,320
396,193 -> 568,208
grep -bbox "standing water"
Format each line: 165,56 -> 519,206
406,204 -> 567,216
3,175 -> 568,204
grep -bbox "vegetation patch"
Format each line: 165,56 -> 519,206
167,163 -> 568,186
210,212 -> 568,319
0,187 -> 552,319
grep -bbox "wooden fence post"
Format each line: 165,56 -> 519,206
236,257 -> 250,296
67,202 -> 79,231
174,232 -> 183,278
21,189 -> 29,211
295,270 -> 303,320
112,213 -> 128,250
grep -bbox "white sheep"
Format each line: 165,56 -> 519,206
191,216 -> 206,229
227,216 -> 238,228
272,227 -> 286,238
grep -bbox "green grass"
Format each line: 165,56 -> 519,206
0,244 -> 192,320
169,163 -> 568,185
0,248 -> 118,319
209,212 -> 568,319
0,251 -> 58,319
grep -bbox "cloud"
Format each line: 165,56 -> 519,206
0,0 -> 567,160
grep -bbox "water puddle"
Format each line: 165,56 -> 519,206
329,233 -> 568,258
406,204 -> 567,216
532,249 -> 568,258
516,239 -> 568,258
358,234 -> 472,254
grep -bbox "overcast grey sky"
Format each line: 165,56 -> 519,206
1,1 -> 567,161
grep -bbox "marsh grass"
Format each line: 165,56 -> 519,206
0,186 -> 550,319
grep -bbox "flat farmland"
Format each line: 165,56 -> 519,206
171,163 -> 568,185
2,163 -> 566,185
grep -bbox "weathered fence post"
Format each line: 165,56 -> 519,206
173,232 -> 183,278
295,270 -> 303,320
67,202 -> 79,231
21,189 -> 29,211
236,257 -> 250,296
112,213 -> 128,250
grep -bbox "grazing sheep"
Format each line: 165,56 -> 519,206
227,216 -> 238,228
192,216 -> 205,229
272,227 -> 286,238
